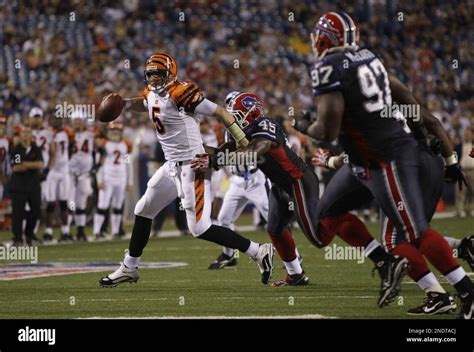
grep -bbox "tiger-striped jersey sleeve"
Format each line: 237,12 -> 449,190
168,80 -> 205,114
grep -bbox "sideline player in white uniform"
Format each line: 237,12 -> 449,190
0,115 -> 12,200
43,117 -> 73,242
100,53 -> 275,287
67,112 -> 96,241
29,108 -> 55,240
199,117 -> 227,219
93,121 -> 132,240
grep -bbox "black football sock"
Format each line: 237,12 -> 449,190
129,215 -> 152,257
454,276 -> 474,295
368,246 -> 391,265
198,225 -> 251,253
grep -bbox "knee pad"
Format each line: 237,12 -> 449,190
59,201 -> 68,212
46,202 -> 55,213
96,208 -> 108,216
113,208 -> 122,215
134,195 -> 154,219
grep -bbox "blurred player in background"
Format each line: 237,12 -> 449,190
29,107 -> 55,238
67,111 -> 97,241
43,117 -> 74,242
200,116 -> 226,221
93,121 -> 132,240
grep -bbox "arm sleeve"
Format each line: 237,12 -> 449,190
195,98 -> 218,116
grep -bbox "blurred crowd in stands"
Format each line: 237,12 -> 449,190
0,0 -> 472,228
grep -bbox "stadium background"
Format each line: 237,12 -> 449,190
0,0 -> 472,229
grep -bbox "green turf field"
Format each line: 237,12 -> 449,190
0,216 -> 472,319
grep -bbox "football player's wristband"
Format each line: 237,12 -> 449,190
228,122 -> 246,143
444,152 -> 458,166
327,157 -> 337,169
124,99 -> 132,109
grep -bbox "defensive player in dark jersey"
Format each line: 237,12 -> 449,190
192,93 -> 408,304
312,128 -> 473,315
295,11 -> 473,319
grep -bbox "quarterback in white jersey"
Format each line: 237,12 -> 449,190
100,52 -> 275,288
44,117 -> 74,242
67,115 -> 97,241
93,121 -> 132,240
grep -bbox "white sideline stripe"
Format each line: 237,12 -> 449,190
0,295 -> 378,304
432,211 -> 457,219
83,314 -> 335,319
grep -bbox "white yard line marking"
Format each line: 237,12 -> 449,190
0,295 -> 378,304
83,314 -> 336,319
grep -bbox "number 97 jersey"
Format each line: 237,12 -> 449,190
310,47 -> 414,167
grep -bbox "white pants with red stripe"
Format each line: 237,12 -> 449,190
134,161 -> 212,236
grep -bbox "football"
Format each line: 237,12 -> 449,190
96,93 -> 124,122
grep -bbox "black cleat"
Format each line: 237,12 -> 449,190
11,239 -> 23,246
208,253 -> 238,270
94,232 -> 106,241
112,233 -> 124,240
58,233 -> 73,242
27,235 -> 42,246
407,292 -> 457,315
458,235 -> 473,271
271,272 -> 309,287
76,233 -> 88,242
375,255 -> 408,307
458,291 -> 473,320
43,233 -> 53,242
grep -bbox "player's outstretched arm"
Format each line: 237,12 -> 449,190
212,105 -> 249,147
306,91 -> 345,142
388,74 -> 454,158
235,136 -> 273,157
123,97 -> 147,112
